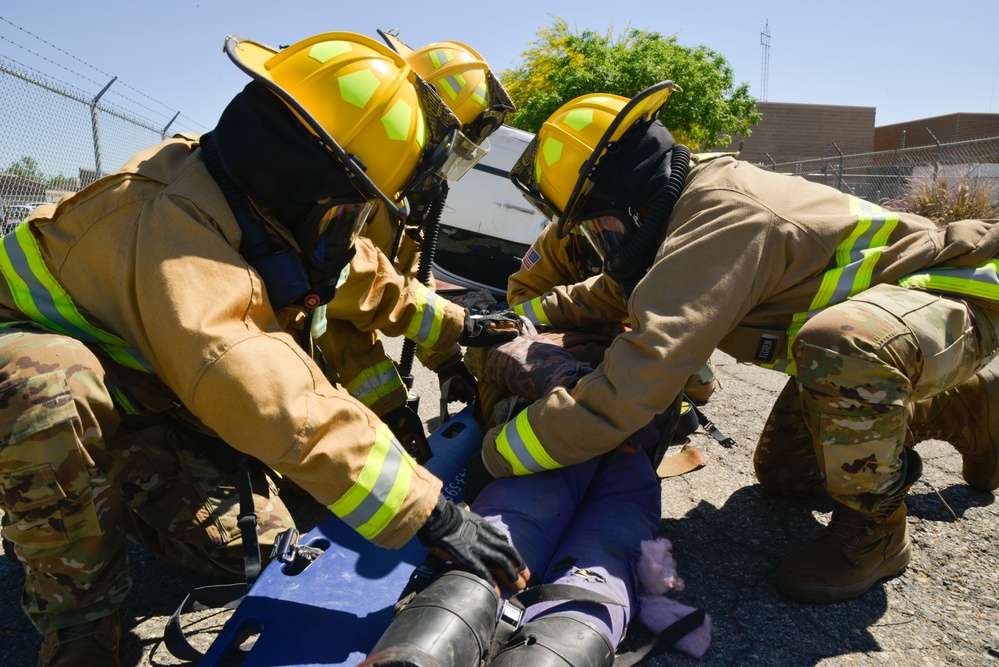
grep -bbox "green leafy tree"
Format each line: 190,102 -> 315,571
501,18 -> 760,149
5,156 -> 45,182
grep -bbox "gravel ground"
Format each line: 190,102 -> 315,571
1,345 -> 997,667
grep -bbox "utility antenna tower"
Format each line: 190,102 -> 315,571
760,20 -> 771,102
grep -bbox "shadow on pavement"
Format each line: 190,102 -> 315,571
640,485 -> 891,666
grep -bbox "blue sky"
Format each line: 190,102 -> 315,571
2,0 -> 998,135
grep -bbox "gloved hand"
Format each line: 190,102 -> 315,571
459,309 -> 523,348
436,354 -> 478,406
383,406 -> 432,464
463,451 -> 497,506
417,495 -> 529,592
464,334 -> 594,402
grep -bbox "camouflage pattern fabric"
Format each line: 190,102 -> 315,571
753,376 -> 825,496
464,332 -> 603,405
780,284 -> 999,513
0,329 -> 294,635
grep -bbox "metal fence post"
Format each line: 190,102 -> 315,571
926,128 -> 941,181
161,111 -> 180,140
832,142 -> 844,190
90,76 -> 117,178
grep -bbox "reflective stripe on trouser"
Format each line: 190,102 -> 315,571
513,296 -> 552,328
0,330 -> 295,634
404,286 -> 448,348
471,448 -> 661,649
763,197 -> 899,375
791,283 -> 999,513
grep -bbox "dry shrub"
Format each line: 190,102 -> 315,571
882,174 -> 999,225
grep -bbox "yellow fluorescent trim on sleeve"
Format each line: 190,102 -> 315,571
513,296 -> 552,327
495,419 -> 532,476
330,427 -> 391,517
516,409 -> 562,471
328,425 -> 416,540
353,437 -> 416,539
495,408 -> 562,475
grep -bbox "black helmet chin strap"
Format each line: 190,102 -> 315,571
603,144 -> 691,296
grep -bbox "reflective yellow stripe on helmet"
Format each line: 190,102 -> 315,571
762,196 -> 898,375
495,408 -> 562,475
513,296 -> 552,328
429,48 -> 454,69
345,358 -> 406,408
898,259 -> 999,301
329,423 -> 416,540
0,223 -> 152,372
404,286 -> 447,347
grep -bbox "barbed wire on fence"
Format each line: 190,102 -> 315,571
755,135 -> 999,207
0,15 -> 208,135
0,15 -> 212,228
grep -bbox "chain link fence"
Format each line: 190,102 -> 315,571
756,135 -> 999,207
1,47 -> 206,233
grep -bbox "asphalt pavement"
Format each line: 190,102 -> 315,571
1,343 -> 997,667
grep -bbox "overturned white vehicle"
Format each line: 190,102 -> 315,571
432,124 -> 548,298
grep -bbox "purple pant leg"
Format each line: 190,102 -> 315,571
472,456 -> 600,579
471,450 -> 661,649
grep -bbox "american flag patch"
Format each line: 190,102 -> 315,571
522,246 -> 541,270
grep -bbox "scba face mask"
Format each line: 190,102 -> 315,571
577,212 -> 637,265
295,198 -> 373,308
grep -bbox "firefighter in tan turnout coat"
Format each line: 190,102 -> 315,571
0,32 -> 527,667
477,81 -> 999,604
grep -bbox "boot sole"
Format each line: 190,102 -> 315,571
775,542 -> 912,603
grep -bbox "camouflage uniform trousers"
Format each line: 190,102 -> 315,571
754,284 -> 999,513
0,329 -> 295,635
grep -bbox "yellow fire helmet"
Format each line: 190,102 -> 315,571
405,40 -> 491,128
225,32 -> 461,218
510,81 -> 676,236
378,30 -> 515,181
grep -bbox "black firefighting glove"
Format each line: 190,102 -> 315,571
417,494 -> 529,591
383,406 -> 432,464
458,309 -> 523,348
462,451 -> 497,506
436,354 -> 479,406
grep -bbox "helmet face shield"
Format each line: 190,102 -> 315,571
578,213 -> 636,264
436,133 -> 490,182
400,77 -> 463,197
510,135 -> 563,224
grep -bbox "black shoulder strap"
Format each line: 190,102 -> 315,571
163,455 -> 261,662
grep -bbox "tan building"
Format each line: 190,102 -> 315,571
874,113 -> 999,151
724,101 -> 876,165
724,103 -> 999,167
